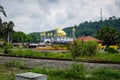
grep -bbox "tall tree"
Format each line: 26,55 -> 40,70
0,5 -> 7,41
97,26 -> 120,46
0,18 -> 3,38
0,5 -> 7,39
2,21 -> 14,44
7,21 -> 14,43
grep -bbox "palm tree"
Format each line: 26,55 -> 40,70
2,21 -> 14,44
0,5 -> 14,44
0,5 -> 7,40
0,18 -> 3,39
0,5 -> 7,17
2,22 -> 8,42
8,21 -> 14,44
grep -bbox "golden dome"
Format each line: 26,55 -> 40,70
56,27 -> 66,37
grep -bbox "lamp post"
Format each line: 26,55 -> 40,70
72,27 -> 75,40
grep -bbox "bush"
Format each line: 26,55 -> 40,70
64,63 -> 86,79
68,40 -> 98,59
3,43 -> 13,54
93,68 -> 120,79
68,40 -> 83,58
51,44 -> 68,50
104,47 -> 119,53
31,63 -> 86,80
83,41 -> 98,56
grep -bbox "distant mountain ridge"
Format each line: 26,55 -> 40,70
29,16 -> 120,40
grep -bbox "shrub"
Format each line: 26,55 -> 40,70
51,44 -> 68,50
3,43 -> 13,54
31,63 -> 86,79
64,63 -> 86,79
68,40 -> 83,59
104,47 -> 119,53
93,68 -> 120,79
83,41 -> 98,56
68,40 -> 98,59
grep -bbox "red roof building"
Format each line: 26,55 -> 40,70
76,36 -> 102,43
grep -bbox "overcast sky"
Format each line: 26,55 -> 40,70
0,0 -> 120,34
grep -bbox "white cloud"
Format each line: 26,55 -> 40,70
12,16 -> 34,33
1,0 -> 120,34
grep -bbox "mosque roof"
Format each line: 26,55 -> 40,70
56,27 -> 66,37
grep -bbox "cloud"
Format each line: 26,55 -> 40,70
12,16 -> 34,33
1,0 -> 120,34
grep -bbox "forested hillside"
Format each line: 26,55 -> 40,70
29,16 -> 120,39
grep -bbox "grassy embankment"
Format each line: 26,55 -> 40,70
1,48 -> 120,62
0,61 -> 120,80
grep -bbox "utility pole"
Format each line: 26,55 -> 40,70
100,8 -> 102,21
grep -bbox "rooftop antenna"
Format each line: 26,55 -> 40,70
100,8 -> 102,21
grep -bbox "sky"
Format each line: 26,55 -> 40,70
0,0 -> 120,34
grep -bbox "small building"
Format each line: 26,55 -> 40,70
76,36 -> 109,50
76,36 -> 102,43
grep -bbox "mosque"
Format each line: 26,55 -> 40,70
40,27 -> 75,44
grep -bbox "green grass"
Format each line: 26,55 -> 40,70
95,53 -> 120,62
77,52 -> 120,62
8,48 -> 72,59
0,62 -> 120,80
0,64 -> 28,80
4,48 -> 120,62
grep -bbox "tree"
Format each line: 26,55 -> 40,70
0,5 -> 7,39
25,34 -> 37,42
0,5 -> 15,44
13,31 -> 38,43
2,21 -> 14,44
13,31 -> 26,43
97,26 -> 120,46
7,21 -> 14,43
0,18 -> 3,38
68,40 -> 97,59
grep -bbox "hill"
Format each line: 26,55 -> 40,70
29,16 -> 120,40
